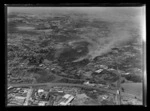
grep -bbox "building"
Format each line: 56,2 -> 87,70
95,69 -> 103,73
9,96 -> 25,105
39,64 -> 43,67
58,94 -> 74,106
38,101 -> 48,106
116,90 -> 120,94
100,65 -> 108,69
57,91 -> 63,93
102,95 -> 108,99
38,89 -> 44,93
99,95 -> 108,100
36,89 -> 50,101
83,81 -> 95,86
15,96 -> 26,100
8,86 -> 13,90
76,93 -> 88,99
15,92 -> 27,97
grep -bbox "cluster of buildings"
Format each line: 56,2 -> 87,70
28,87 -> 76,106
7,86 -> 77,106
7,86 -> 32,106
121,96 -> 142,105
8,84 -> 119,106
55,94 -> 74,106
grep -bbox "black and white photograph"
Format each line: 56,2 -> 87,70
6,5 -> 146,106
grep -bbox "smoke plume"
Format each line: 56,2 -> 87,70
73,21 -> 140,62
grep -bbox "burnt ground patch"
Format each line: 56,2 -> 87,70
57,41 -> 89,63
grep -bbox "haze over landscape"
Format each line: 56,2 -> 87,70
7,6 -> 145,106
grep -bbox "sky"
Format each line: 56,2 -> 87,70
8,7 -> 144,16
8,6 -> 145,26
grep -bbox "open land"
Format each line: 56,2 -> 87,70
7,7 -> 144,106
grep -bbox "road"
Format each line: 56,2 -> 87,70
9,82 -> 117,94
23,87 -> 33,106
8,82 -> 140,102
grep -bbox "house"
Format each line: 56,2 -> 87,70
9,100 -> 23,105
116,90 -> 120,95
102,95 -> 108,99
83,81 -> 95,86
14,96 -> 26,105
100,65 -> 108,69
84,81 -> 90,85
38,101 -> 48,106
38,89 -> 44,93
8,86 -> 13,90
15,96 -> 26,100
58,94 -> 74,105
57,91 -> 63,93
83,71 -> 92,78
99,95 -> 108,100
37,90 -> 50,101
51,68 -> 55,71
95,69 -> 103,73
38,102 -> 45,106
39,64 -> 44,67
123,72 -> 130,75
17,88 -> 21,90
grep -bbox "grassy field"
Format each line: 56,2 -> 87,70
121,82 -> 143,100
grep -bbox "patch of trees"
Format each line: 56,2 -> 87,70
28,55 -> 44,65
28,67 -> 46,75
123,74 -> 142,82
101,100 -> 115,105
36,74 -> 56,83
8,52 -> 16,60
58,78 -> 84,84
8,45 -> 20,52
39,40 -> 51,47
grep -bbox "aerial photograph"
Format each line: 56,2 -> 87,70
7,6 -> 145,106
